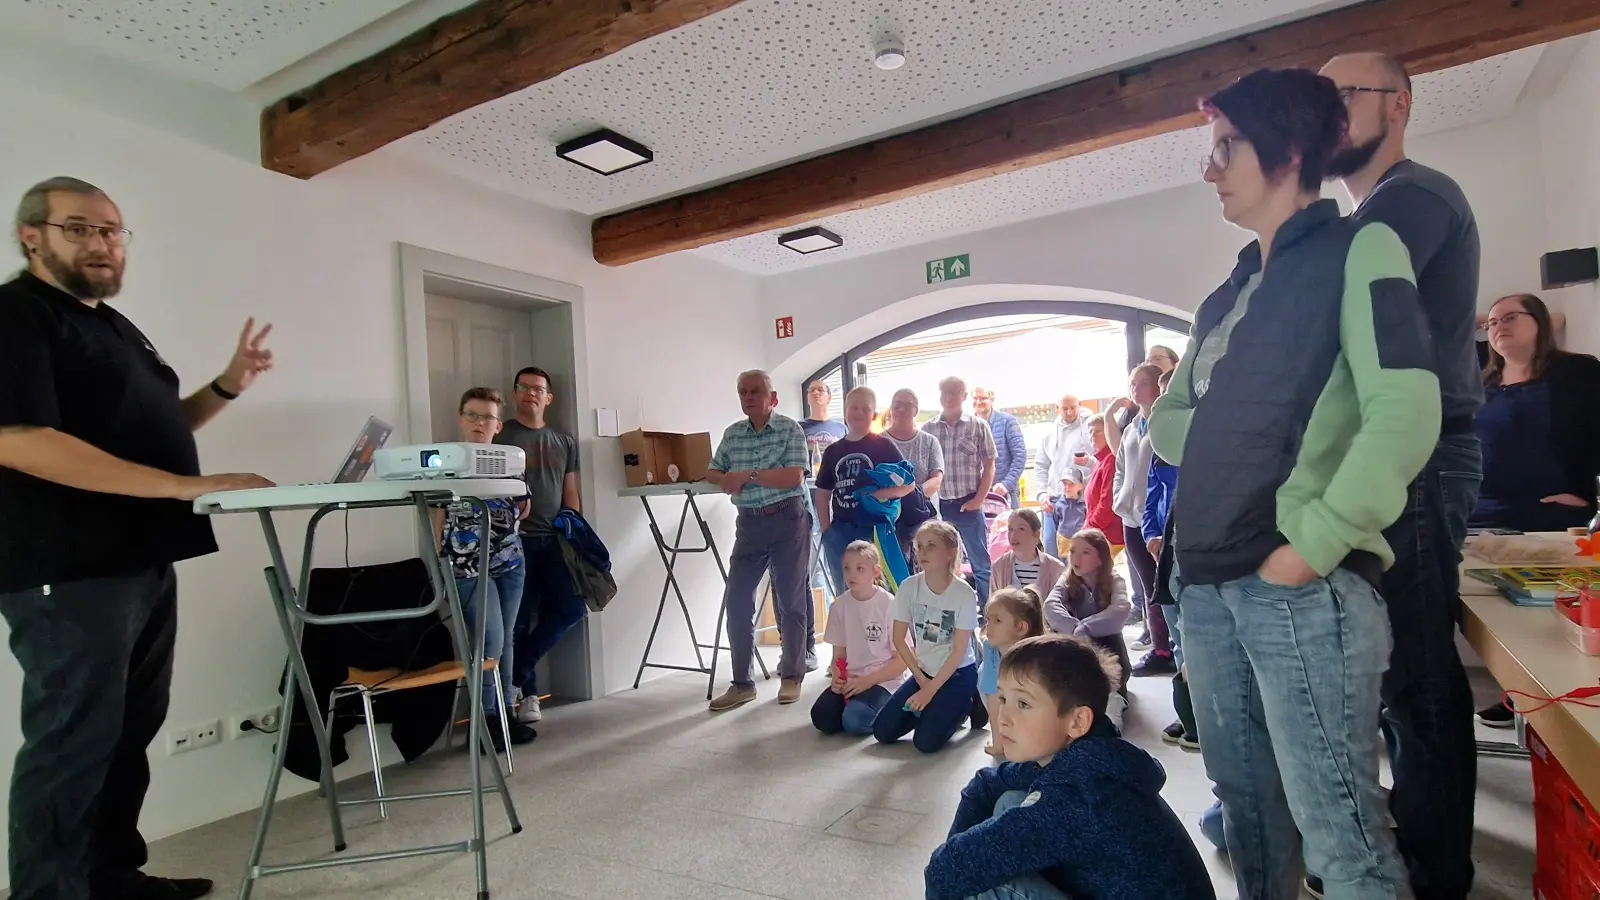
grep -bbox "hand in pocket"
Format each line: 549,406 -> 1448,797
1256,544 -> 1317,588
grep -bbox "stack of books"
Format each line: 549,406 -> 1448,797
1463,566 -> 1596,607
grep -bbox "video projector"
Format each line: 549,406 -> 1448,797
375,443 -> 526,481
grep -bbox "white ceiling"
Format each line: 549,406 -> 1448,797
1,0 -> 418,90
3,0 -> 1557,276
391,0 -> 1373,215
694,44 -> 1548,274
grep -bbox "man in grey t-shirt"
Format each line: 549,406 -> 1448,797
493,366 -> 582,725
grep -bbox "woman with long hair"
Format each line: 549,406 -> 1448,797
1473,292 -> 1600,533
1150,68 -> 1440,899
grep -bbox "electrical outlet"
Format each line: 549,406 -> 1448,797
191,719 -> 222,749
165,727 -> 194,755
229,705 -> 282,740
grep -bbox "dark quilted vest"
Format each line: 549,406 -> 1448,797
1172,200 -> 1359,586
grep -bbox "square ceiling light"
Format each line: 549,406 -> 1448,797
555,129 -> 653,175
778,226 -> 844,255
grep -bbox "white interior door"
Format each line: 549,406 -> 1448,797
424,293 -> 536,440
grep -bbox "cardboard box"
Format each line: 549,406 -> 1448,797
620,429 -> 712,486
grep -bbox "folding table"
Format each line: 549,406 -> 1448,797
195,479 -> 526,900
621,481 -> 774,698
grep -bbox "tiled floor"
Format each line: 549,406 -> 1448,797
144,647 -> 1537,900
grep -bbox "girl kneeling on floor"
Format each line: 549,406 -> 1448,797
874,521 -> 981,753
978,585 -> 1046,756
1044,528 -> 1134,730
812,541 -> 908,735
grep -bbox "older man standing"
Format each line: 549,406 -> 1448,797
1323,51 -> 1483,900
0,177 -> 274,900
1032,393 -> 1094,557
922,376 -> 997,602
704,370 -> 811,711
973,386 -> 1025,508
884,389 -> 945,567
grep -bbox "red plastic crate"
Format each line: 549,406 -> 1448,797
1529,726 -> 1600,900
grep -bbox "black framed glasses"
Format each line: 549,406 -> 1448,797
1483,311 -> 1530,330
45,222 -> 133,247
1337,86 -> 1399,105
1201,135 -> 1246,176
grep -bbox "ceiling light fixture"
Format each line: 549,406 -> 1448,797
778,226 -> 844,255
555,128 -> 653,175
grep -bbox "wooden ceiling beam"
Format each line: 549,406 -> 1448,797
592,0 -> 1600,266
261,0 -> 748,179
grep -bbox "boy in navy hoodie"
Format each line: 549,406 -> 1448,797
924,634 -> 1215,900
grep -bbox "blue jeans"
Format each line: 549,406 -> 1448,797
1161,602 -> 1183,669
820,518 -> 875,599
1180,568 -> 1409,900
1379,433 -> 1481,899
512,535 -> 587,696
456,567 -> 525,714
1200,800 -> 1226,852
810,683 -> 893,735
873,664 -> 979,753
967,791 -> 1072,900
940,501 -> 992,604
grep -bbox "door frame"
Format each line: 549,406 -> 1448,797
397,243 -> 602,700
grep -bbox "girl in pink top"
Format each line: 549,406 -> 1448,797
813,541 -> 909,735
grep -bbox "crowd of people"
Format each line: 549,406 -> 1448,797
693,54 -> 1600,900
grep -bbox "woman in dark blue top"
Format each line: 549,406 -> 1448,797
1473,293 -> 1600,533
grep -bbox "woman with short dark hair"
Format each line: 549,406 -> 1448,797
1151,68 -> 1438,899
1472,292 -> 1600,533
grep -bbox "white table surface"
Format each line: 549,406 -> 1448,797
616,480 -> 725,499
194,478 -> 527,514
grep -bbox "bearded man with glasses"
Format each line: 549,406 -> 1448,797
1320,52 -> 1484,900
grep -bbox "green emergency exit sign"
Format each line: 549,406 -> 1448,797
926,254 -> 970,284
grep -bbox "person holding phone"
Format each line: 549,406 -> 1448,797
1033,394 -> 1094,557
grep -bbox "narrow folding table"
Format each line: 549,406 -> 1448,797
195,479 -> 526,900
621,481 -> 774,698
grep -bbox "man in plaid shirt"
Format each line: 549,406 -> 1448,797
703,370 -> 812,712
922,376 -> 997,602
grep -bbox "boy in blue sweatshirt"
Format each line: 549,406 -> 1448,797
924,634 -> 1215,900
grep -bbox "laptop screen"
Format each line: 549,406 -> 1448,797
331,417 -> 394,483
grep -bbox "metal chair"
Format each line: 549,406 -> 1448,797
326,657 -> 513,818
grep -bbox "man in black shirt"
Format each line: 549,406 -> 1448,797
1323,54 -> 1483,900
0,177 -> 274,900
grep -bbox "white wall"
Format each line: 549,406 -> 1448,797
0,72 -> 764,876
763,108 -> 1551,386
1537,36 -> 1600,354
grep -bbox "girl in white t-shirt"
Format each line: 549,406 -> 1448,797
874,521 -> 981,753
813,541 -> 908,735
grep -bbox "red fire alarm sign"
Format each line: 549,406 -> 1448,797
775,316 -> 795,339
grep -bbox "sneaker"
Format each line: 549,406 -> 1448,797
1304,875 -> 1325,899
1476,700 -> 1515,728
1131,652 -> 1176,677
969,692 -> 990,730
1161,721 -> 1186,744
709,685 -> 757,711
1131,630 -> 1153,651
1177,731 -> 1201,751
777,679 -> 803,705
805,649 -> 820,673
517,692 -> 543,724
1104,692 -> 1127,732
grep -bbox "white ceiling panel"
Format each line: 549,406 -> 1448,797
394,0 -> 1372,215
1,0 -> 419,90
693,45 -> 1547,274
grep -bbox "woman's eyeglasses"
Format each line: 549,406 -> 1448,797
1484,311 -> 1530,330
1201,136 -> 1245,176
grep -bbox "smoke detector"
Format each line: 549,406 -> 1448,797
874,39 -> 906,70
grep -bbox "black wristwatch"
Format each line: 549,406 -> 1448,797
209,379 -> 240,401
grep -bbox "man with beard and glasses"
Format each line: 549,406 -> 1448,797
0,177 -> 275,900
1320,53 -> 1483,900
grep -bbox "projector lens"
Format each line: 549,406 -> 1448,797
421,450 -> 442,468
